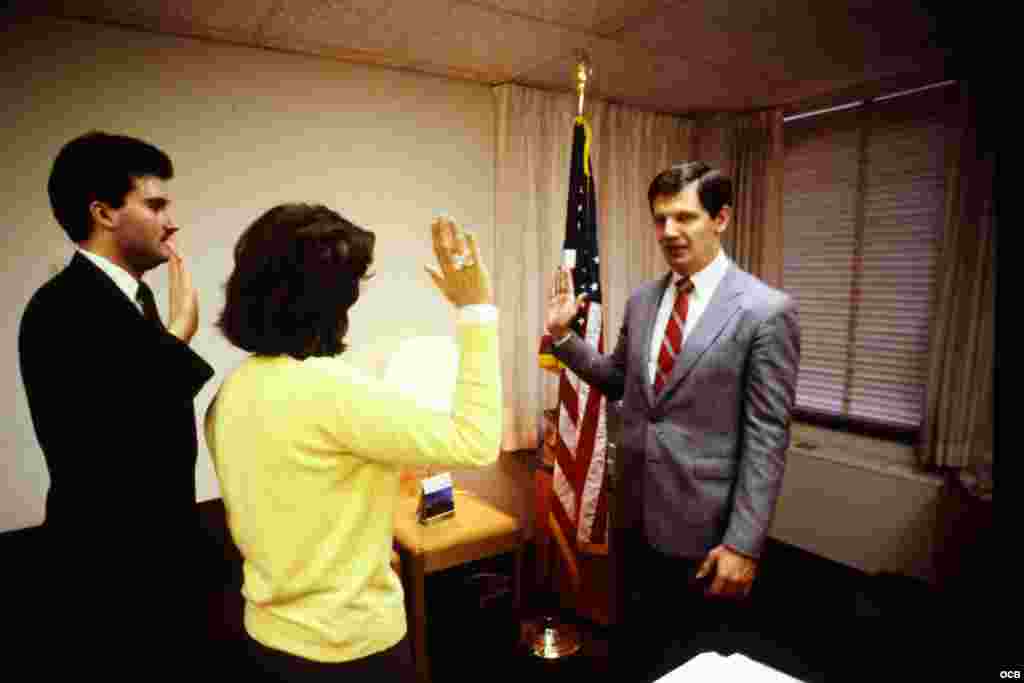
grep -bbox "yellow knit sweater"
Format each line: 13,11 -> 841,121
205,319 -> 501,662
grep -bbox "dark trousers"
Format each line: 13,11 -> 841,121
243,633 -> 414,682
612,528 -> 750,682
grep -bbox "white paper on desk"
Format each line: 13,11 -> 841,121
725,653 -> 805,682
655,651 -> 727,680
654,651 -> 805,682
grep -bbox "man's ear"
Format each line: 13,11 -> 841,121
89,200 -> 116,231
715,204 -> 732,234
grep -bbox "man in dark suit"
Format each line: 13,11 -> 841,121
546,162 -> 800,676
18,132 -> 215,671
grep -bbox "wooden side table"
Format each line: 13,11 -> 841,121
393,488 -> 523,683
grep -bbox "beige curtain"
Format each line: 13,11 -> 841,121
726,110 -> 785,287
693,110 -> 784,287
919,81 -> 995,473
493,84 -> 692,451
692,113 -> 733,173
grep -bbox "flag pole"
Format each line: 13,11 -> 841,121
524,52 -> 601,660
575,50 -> 590,118
536,50 -> 593,377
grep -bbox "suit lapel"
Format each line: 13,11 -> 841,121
640,272 -> 674,409
68,252 -> 146,323
656,264 -> 745,401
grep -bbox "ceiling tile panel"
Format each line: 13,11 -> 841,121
464,0 -> 660,32
258,0 -> 442,54
620,0 -> 947,90
518,36 -> 746,113
38,0 -> 278,41
403,2 -> 589,82
464,0 -> 602,29
19,0 -> 955,114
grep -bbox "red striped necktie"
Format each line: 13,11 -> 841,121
654,277 -> 694,394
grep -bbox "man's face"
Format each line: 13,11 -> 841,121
108,176 -> 177,277
651,182 -> 729,277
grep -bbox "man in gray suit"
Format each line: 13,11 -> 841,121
546,161 -> 799,673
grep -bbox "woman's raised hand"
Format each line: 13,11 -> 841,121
425,216 -> 492,307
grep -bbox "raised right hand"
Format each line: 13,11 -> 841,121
424,216 -> 493,307
545,266 -> 586,340
165,236 -> 200,343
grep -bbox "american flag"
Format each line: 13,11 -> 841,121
542,116 -> 609,557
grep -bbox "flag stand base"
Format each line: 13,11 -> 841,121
520,614 -> 582,659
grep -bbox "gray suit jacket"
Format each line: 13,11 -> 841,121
553,261 -> 800,560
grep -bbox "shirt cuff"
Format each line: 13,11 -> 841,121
457,304 -> 498,325
724,544 -> 758,561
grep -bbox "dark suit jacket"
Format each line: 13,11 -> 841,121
18,253 -> 215,641
553,262 -> 800,560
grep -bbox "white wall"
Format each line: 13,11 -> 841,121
1,16 -> 496,533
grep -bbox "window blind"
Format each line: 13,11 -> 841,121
782,84 -> 958,431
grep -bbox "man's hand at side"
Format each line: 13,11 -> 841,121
696,544 -> 758,600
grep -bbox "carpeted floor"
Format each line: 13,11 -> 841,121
422,537 -> 958,682
7,500 -> 1002,680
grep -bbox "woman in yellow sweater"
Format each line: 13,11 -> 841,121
205,204 -> 501,679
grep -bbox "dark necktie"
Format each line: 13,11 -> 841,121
654,277 -> 694,394
135,281 -> 163,328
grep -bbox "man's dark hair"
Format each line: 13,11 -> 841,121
47,131 -> 174,242
647,161 -> 732,219
218,203 -> 376,360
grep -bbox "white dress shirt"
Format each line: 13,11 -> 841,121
646,248 -> 730,385
77,247 -> 146,316
553,248 -> 731,387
